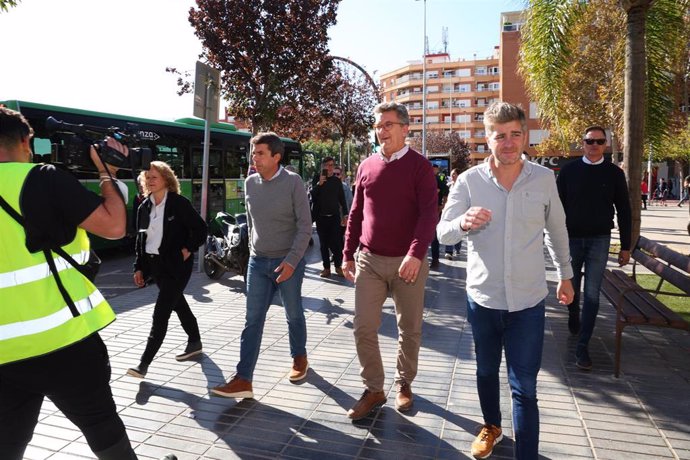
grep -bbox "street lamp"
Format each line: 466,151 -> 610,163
416,0 -> 427,157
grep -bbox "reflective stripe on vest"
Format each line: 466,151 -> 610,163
0,163 -> 116,366
0,249 -> 89,288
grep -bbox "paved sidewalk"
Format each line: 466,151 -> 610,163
24,213 -> 690,460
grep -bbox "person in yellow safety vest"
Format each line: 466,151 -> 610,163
0,107 -> 138,459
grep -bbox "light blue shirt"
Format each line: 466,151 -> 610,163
437,160 -> 573,312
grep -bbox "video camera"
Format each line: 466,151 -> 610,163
45,116 -> 155,172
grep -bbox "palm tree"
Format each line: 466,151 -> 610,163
520,0 -> 690,243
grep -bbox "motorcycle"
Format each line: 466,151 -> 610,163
203,211 -> 250,284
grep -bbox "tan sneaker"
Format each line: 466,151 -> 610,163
210,375 -> 254,399
320,269 -> 331,278
395,381 -> 413,412
347,389 -> 386,420
471,424 -> 503,459
334,267 -> 345,277
289,355 -> 309,382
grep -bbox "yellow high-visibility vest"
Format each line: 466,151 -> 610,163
0,163 -> 115,365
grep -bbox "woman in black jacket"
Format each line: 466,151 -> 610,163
127,161 -> 207,378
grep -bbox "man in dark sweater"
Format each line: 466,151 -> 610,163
557,125 -> 632,371
311,156 -> 347,278
343,102 -> 438,420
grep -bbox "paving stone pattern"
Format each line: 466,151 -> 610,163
23,240 -> 690,459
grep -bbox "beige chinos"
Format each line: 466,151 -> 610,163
353,251 -> 429,392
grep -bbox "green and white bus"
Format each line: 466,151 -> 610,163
2,100 -> 305,247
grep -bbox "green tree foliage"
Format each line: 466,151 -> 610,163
187,0 -> 340,134
519,0 -> 690,242
0,0 -> 19,12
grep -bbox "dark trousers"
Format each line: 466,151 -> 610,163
0,335 -> 136,459
316,215 -> 343,270
140,254 -> 200,365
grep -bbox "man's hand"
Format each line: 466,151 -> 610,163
398,255 -> 422,284
274,261 -> 295,283
90,136 -> 128,175
341,216 -> 348,227
618,250 -> 631,267
182,248 -> 191,261
343,260 -> 356,282
556,279 -> 575,305
134,270 -> 145,288
460,207 -> 492,232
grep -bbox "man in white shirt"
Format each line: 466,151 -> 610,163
437,102 -> 574,460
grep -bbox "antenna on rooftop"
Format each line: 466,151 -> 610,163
442,27 -> 448,54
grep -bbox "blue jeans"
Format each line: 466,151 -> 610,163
467,297 -> 545,460
445,242 -> 461,254
236,256 -> 307,381
569,236 -> 610,356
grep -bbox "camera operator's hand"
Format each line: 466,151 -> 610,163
90,137 -> 129,175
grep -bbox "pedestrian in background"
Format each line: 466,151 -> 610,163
438,102 -> 574,459
334,165 -> 353,243
311,156 -> 348,278
343,102 -> 437,420
127,161 -> 207,378
211,132 -> 312,399
429,163 -> 449,269
557,126 -> 632,371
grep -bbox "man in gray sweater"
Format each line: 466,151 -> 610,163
211,132 -> 312,399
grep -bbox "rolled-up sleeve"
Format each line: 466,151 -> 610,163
437,176 -> 469,246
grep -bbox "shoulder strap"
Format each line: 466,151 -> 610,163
0,194 -> 85,318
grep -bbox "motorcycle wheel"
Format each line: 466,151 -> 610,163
203,255 -> 225,280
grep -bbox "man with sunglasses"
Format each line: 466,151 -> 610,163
556,125 -> 632,371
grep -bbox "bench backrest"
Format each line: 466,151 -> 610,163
633,236 -> 690,297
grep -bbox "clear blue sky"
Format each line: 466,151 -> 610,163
0,0 -> 522,121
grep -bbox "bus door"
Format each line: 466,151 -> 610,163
191,147 -> 225,221
223,146 -> 247,216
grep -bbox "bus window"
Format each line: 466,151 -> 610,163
155,145 -> 185,179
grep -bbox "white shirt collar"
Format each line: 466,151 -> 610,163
582,155 -> 604,165
378,145 -> 409,163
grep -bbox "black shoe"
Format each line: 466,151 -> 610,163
567,306 -> 580,335
176,340 -> 203,361
430,259 -> 440,269
160,455 -> 178,460
576,349 -> 592,370
127,363 -> 149,378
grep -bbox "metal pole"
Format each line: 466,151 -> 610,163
647,144 -> 653,192
198,78 -> 213,272
422,0 -> 427,157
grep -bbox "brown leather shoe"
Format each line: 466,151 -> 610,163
395,381 -> 413,412
320,268 -> 331,278
347,389 -> 386,420
210,375 -> 254,399
289,355 -> 309,382
334,266 -> 345,277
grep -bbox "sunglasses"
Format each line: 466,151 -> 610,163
584,138 -> 606,145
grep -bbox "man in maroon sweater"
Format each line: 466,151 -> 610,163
343,102 -> 438,420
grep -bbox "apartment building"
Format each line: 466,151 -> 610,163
379,11 -> 547,163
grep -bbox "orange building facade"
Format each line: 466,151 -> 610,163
379,11 -> 551,165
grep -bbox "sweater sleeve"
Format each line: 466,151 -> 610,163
613,168 -> 633,250
408,160 -> 440,260
283,176 -> 313,268
343,167 -> 365,261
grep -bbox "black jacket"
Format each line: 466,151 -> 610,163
133,192 -> 207,278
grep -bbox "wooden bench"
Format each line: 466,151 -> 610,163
600,235 -> 690,377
